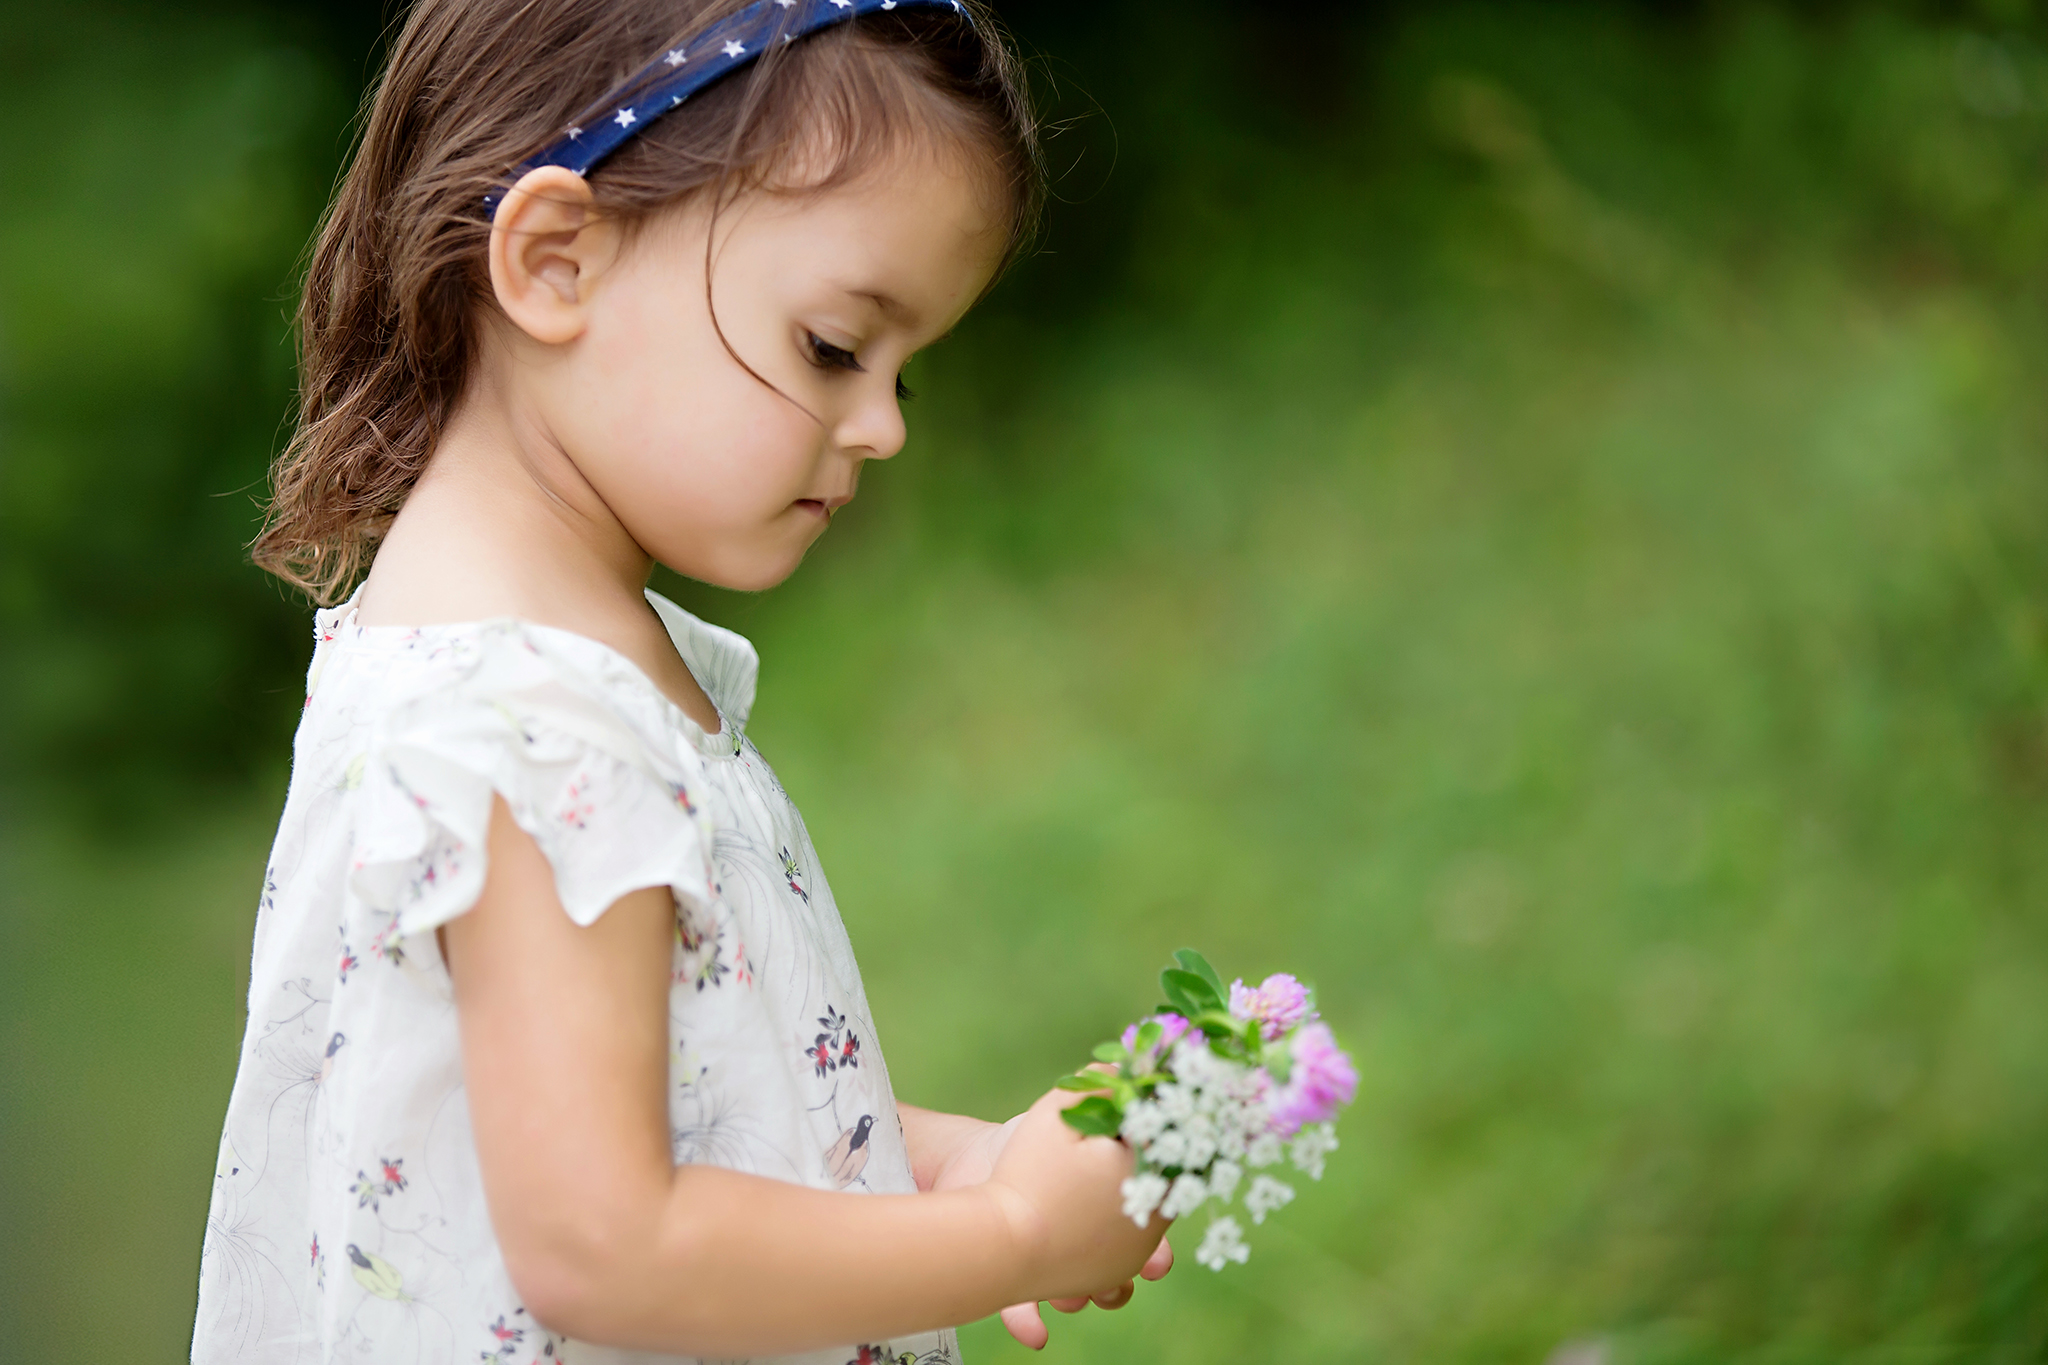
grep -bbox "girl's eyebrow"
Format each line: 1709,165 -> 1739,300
849,288 -> 917,327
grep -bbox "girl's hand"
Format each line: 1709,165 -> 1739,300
921,1110 -> 1177,1349
997,1233 -> 1174,1351
980,1090 -> 1172,1341
918,1111 -> 1175,1348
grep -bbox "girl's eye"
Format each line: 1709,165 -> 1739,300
807,333 -> 862,372
809,332 -> 915,402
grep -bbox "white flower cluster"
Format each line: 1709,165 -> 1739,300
1115,1039 -> 1340,1270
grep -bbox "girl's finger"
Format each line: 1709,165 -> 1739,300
1047,1295 -> 1090,1313
1000,1301 -> 1048,1350
1141,1233 -> 1175,1280
1090,1280 -> 1135,1309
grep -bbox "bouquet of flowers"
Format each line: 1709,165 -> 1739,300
1055,950 -> 1357,1270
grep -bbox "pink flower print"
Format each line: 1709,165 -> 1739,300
1229,973 -> 1315,1041
558,777 -> 595,831
807,1005 -> 853,1076
369,921 -> 405,966
485,1312 -> 525,1358
351,1156 -> 408,1210
337,938 -> 359,984
779,846 -> 809,903
310,1233 -> 320,1266
1266,1022 -> 1357,1136
668,780 -> 697,816
673,913 -> 729,992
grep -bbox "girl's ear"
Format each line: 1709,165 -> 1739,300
488,166 -> 622,345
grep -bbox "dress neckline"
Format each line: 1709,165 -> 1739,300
319,586 -> 755,760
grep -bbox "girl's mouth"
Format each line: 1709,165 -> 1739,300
796,498 -> 830,519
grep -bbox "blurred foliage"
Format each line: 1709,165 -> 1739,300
7,0 -> 2048,1362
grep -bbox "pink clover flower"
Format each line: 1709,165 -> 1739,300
1266,1022 -> 1356,1136
1228,973 -> 1314,1041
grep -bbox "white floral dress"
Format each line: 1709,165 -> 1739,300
194,590 -> 956,1365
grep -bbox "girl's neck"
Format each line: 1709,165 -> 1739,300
354,367 -> 723,733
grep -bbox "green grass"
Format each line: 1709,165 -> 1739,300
7,2 -> 2048,1361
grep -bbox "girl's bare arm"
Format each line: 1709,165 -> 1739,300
444,796 -> 1163,1357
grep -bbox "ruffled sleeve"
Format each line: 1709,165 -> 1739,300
348,624 -> 717,937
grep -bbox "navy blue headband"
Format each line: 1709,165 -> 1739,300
484,0 -> 973,214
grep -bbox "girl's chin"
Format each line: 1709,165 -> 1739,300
671,534 -> 816,593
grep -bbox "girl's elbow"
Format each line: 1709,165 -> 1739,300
502,1205 -> 720,1349
500,1213 -> 647,1342
504,1236 -> 619,1341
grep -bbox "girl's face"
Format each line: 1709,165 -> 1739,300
494,144 -> 1007,591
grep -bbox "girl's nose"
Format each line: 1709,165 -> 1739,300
833,377 -> 907,461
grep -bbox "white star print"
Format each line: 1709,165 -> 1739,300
614,106 -> 636,128
566,125 -> 583,140
882,1 -> 898,7
664,47 -> 686,66
776,0 -> 795,7
723,39 -> 746,57
832,0 -> 852,7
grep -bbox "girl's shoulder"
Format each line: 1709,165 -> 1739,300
299,588 -> 752,934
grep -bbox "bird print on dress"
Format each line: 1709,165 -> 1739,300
319,1031 -> 346,1084
347,1243 -> 405,1301
825,1114 -> 875,1188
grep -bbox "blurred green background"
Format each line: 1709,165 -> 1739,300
6,1 -> 2048,1360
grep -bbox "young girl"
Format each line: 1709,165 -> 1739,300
193,1 -> 1172,1361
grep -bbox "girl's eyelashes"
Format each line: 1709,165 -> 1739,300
807,331 -> 915,402
806,332 -> 863,372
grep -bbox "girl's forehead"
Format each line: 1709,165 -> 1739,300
727,161 -> 1006,326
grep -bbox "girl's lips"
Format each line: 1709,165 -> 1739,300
795,498 -> 829,518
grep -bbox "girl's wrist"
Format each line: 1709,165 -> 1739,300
975,1179 -> 1050,1299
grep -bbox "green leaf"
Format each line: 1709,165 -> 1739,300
1263,1039 -> 1293,1085
1162,968 -> 1223,1016
1135,1020 -> 1164,1053
1060,1095 -> 1124,1137
1159,973 -> 1197,1018
1092,1041 -> 1129,1065
1174,949 -> 1226,996
1055,1073 -> 1110,1091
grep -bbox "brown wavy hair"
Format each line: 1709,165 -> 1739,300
253,0 -> 1041,604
